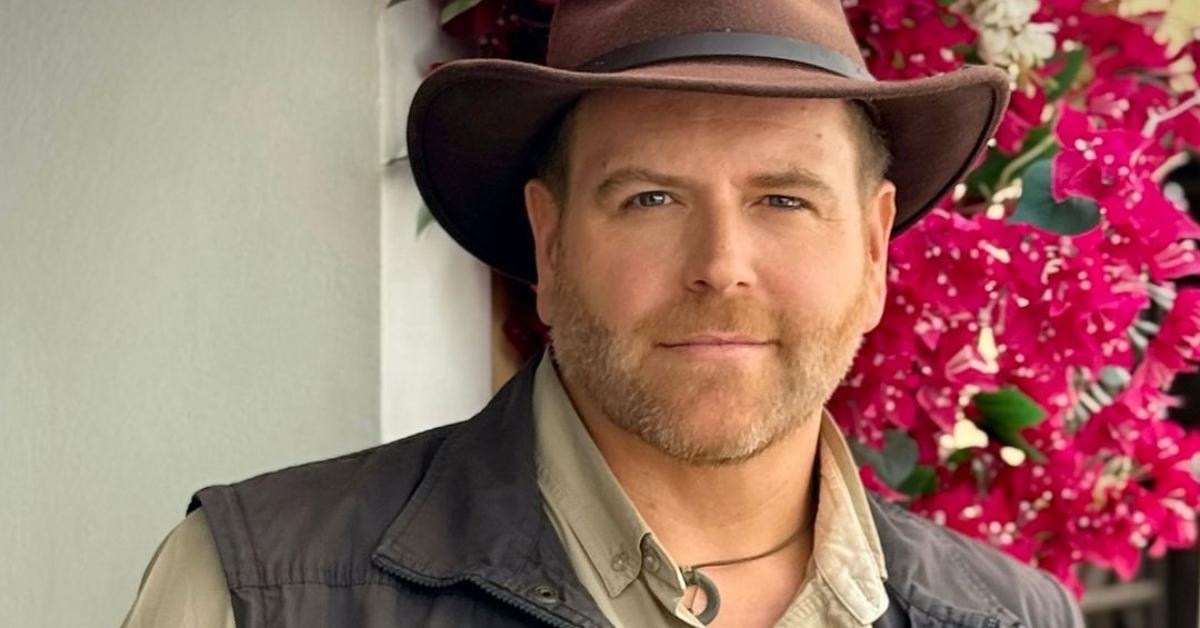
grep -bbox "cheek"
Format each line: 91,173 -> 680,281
769,273 -> 841,317
566,234 -> 673,330
762,243 -> 870,312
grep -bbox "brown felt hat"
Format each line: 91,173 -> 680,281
406,0 -> 1011,285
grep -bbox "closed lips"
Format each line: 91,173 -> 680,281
662,335 -> 771,346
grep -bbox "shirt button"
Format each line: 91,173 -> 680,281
612,551 -> 632,574
643,548 -> 661,573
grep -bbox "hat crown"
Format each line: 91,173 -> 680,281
546,0 -> 868,71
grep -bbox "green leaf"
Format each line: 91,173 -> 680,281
1008,159 -> 1101,235
974,388 -> 1045,429
964,147 -> 1009,200
1044,47 -> 1088,102
849,429 -> 919,489
897,465 -> 939,496
973,387 -> 1048,463
440,0 -> 485,25
946,449 -> 974,466
417,203 -> 436,237
966,127 -> 1051,197
998,127 -> 1057,185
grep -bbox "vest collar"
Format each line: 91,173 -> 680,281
371,353 -> 609,627
866,493 -> 1024,627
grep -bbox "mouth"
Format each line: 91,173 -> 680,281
659,334 -> 775,357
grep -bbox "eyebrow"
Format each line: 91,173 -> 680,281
593,167 -> 691,203
592,164 -> 835,203
746,166 -> 834,196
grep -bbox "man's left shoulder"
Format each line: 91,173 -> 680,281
867,493 -> 1085,627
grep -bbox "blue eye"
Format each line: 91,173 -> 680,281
625,191 -> 673,209
765,195 -> 809,210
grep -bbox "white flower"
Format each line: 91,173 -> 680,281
977,26 -> 1016,66
976,21 -> 1058,68
971,0 -> 1040,29
1010,22 -> 1059,67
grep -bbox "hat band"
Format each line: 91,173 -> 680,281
574,31 -> 875,81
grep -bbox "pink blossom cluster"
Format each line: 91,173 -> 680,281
434,0 -> 557,60
842,0 -> 976,79
1035,0 -> 1194,79
833,0 -> 1200,595
831,207 -> 1200,593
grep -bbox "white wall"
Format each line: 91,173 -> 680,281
380,2 -> 493,442
0,2 -> 384,626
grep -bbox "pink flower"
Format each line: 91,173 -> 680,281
833,188 -> 1200,595
843,0 -> 976,79
1036,0 -> 1176,74
1051,107 -> 1167,204
1086,78 -> 1200,149
442,0 -> 516,56
1134,290 -> 1200,389
996,87 -> 1047,154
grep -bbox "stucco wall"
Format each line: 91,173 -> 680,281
0,2 -> 383,625
380,1 -> 494,442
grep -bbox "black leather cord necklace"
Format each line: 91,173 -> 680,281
679,520 -> 812,625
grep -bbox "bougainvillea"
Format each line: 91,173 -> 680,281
399,0 -> 1200,595
834,0 -> 1200,595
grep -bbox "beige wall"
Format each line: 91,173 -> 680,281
0,1 -> 384,626
380,2 -> 495,442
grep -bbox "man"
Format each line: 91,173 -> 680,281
123,0 -> 1087,626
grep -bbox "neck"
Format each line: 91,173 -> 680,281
561,374 -> 823,568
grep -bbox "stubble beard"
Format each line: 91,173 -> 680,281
547,244 -> 870,467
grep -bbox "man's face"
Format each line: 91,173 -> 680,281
525,88 -> 896,466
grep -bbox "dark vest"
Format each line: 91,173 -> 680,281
189,354 -> 1084,627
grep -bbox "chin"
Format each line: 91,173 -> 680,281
651,425 -> 779,467
661,372 -> 773,408
666,397 -> 773,436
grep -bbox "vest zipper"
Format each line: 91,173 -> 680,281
373,555 -> 584,628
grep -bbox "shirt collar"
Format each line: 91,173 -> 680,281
812,409 -> 890,624
532,348 -> 889,623
533,349 -> 664,597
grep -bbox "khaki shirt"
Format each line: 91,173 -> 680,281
122,351 -> 888,627
534,352 -> 888,627
121,507 -> 234,628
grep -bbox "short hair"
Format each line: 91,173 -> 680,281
532,96 -> 892,211
845,99 -> 893,199
531,102 -> 582,212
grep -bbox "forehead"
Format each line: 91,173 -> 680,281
567,88 -> 856,174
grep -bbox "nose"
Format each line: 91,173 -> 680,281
683,201 -> 756,295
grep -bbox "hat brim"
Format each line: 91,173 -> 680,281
407,56 -> 1011,284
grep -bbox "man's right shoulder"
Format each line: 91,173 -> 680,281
186,419 -> 468,588
190,419 -> 463,516
122,508 -> 236,628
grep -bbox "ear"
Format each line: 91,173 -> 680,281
525,178 -> 563,326
861,179 -> 897,331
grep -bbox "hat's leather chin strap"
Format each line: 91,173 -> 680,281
574,30 -> 875,81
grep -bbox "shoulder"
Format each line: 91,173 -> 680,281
121,509 -> 234,628
191,419 -> 461,516
188,420 -> 464,587
868,494 -> 1085,627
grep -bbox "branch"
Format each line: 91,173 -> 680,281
1143,91 -> 1200,138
